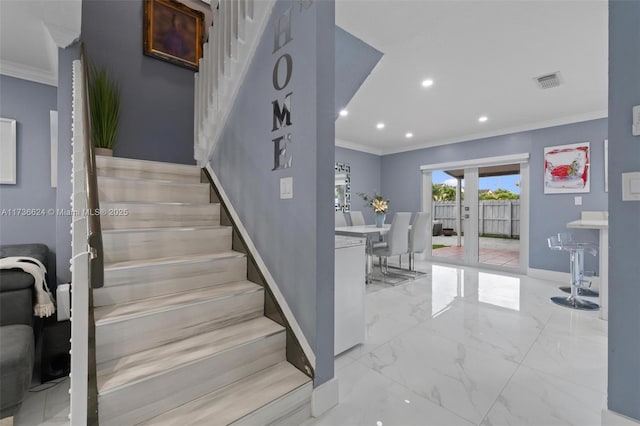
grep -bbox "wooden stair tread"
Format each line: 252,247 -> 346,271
100,200 -> 219,207
94,280 -> 261,325
102,225 -> 229,234
104,250 -> 245,271
97,317 -> 284,394
96,155 -> 200,174
97,175 -> 208,186
142,361 -> 311,425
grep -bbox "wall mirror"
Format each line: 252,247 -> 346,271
335,162 -> 351,211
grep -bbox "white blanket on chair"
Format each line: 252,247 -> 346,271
0,256 -> 56,318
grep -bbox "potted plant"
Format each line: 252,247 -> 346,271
89,63 -> 120,156
357,191 -> 390,228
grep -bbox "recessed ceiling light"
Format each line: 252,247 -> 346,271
376,122 -> 385,129
405,132 -> 413,138
421,79 -> 434,87
339,109 -> 348,117
478,116 -> 488,123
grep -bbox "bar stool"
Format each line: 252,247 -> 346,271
556,233 -> 599,297
548,234 -> 599,311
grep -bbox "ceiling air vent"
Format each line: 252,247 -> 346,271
535,72 -> 561,89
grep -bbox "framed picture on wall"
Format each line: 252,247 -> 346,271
0,118 -> 17,184
143,0 -> 204,71
543,142 -> 590,194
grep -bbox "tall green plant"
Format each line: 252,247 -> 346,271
89,64 -> 120,149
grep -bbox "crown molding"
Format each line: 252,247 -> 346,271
0,59 -> 57,87
335,138 -> 383,156
379,110 -> 609,155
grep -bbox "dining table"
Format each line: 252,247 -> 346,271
335,224 -> 391,283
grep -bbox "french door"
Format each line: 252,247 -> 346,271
421,154 -> 529,273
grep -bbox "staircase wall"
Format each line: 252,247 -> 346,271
80,0 -> 195,165
608,0 -> 640,420
209,0 -> 335,386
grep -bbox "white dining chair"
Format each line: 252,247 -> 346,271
335,211 -> 347,227
408,212 -> 429,271
349,211 -> 366,226
372,212 -> 411,274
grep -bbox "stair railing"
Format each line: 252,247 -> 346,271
194,0 -> 275,165
69,43 -> 102,425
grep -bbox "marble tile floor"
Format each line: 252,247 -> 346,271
309,260 -> 608,426
16,261 -> 606,426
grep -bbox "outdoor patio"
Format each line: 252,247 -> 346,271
431,235 -> 520,268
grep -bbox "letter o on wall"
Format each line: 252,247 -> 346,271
272,54 -> 293,91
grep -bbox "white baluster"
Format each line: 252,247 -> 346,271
247,0 -> 254,20
194,71 -> 200,160
231,0 -> 238,59
193,0 -> 275,162
239,0 -> 247,40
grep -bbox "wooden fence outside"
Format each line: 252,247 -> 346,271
433,200 -> 520,238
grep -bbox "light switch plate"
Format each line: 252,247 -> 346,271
280,176 -> 293,199
622,172 -> 640,201
633,105 -> 640,136
574,196 -> 582,206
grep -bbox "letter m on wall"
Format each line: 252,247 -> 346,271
272,92 -> 292,131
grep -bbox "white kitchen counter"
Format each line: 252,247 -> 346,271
334,236 -> 366,355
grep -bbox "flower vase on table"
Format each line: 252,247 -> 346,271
357,191 -> 390,228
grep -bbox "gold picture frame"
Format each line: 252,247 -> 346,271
143,0 -> 204,71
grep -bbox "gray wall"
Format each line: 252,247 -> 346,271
211,0 -> 335,386
0,75 -> 58,280
380,118 -> 608,273
335,146 -> 381,224
607,0 -> 640,420
81,0 -> 195,165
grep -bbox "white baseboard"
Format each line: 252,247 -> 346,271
311,377 -> 339,417
603,409 -> 640,426
527,267 -> 601,290
205,164 -> 316,370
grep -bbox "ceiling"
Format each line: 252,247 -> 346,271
1,1 -> 607,154
335,0 -> 608,155
0,0 -> 82,86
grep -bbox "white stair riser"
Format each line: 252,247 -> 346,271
98,178 -> 210,203
96,156 -> 201,183
98,332 -> 286,426
95,257 -> 247,306
100,203 -> 220,230
96,289 -> 264,363
103,228 -> 232,264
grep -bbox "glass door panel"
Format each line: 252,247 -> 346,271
431,170 -> 464,262
477,166 -> 521,269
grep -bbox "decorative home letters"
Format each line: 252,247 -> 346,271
271,7 -> 294,171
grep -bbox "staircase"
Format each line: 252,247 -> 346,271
92,155 -> 312,425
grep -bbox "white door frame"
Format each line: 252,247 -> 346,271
420,153 -> 530,273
